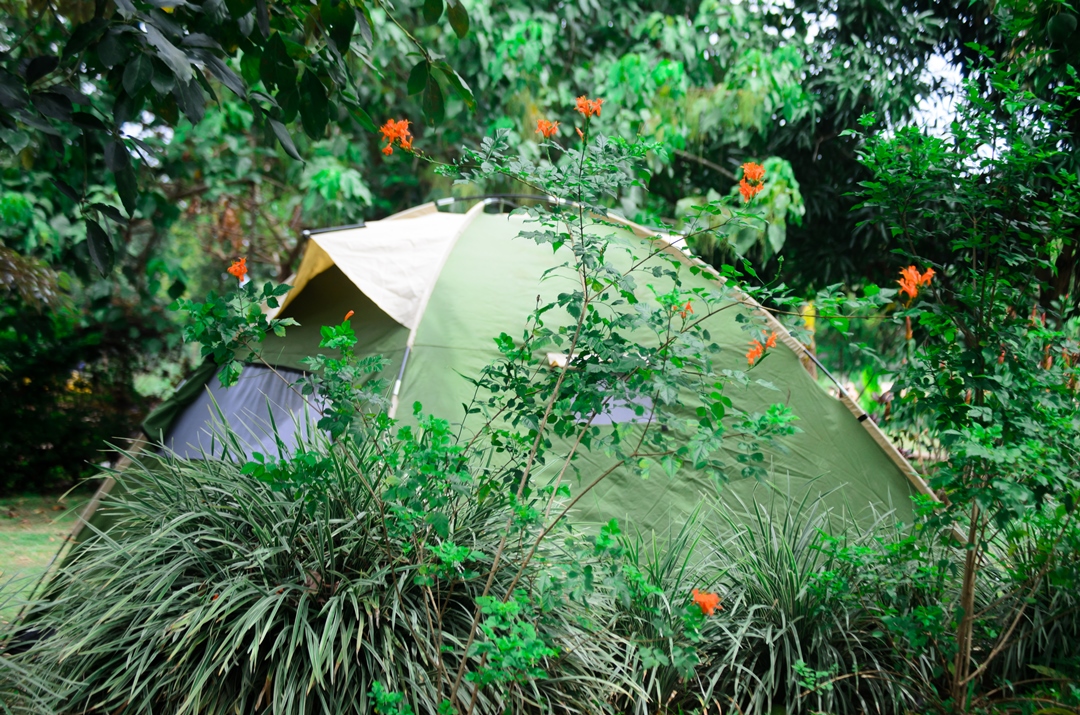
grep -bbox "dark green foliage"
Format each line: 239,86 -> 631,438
0,301 -> 148,495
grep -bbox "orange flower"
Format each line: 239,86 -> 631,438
897,265 -> 934,300
746,339 -> 765,367
343,310 -> 354,322
536,119 -> 560,138
379,118 -> 413,156
739,162 -> 766,203
227,257 -> 247,282
741,161 -> 765,183
679,301 -> 693,319
739,179 -> 762,202
576,127 -> 585,141
692,588 -> 721,616
575,95 -> 604,117
765,332 -> 777,349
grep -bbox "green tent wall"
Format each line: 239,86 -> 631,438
82,199 -> 935,545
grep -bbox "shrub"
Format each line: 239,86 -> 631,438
17,425 -> 639,715
692,494 -> 921,715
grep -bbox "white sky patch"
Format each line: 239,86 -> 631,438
911,52 -> 965,134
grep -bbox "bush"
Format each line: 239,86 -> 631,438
17,425 -> 638,715
691,495 -> 920,715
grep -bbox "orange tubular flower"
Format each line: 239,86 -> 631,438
343,310 -> 354,322
536,119 -> 560,138
575,95 -> 604,117
576,127 -> 585,141
379,118 -> 413,156
897,265 -> 934,301
739,162 -> 766,203
227,257 -> 247,282
747,339 -> 765,367
680,301 -> 693,319
692,588 -> 722,616
765,332 -> 777,349
741,161 -> 765,183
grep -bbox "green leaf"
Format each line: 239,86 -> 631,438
50,178 -> 80,203
277,82 -> 299,123
0,70 -> 28,111
222,0 -> 255,19
433,61 -> 475,111
422,75 -> 444,124
426,511 -> 450,538
423,0 -> 443,23
269,118 -> 303,161
0,128 -> 30,153
320,0 -> 355,54
90,202 -> 128,224
1047,13 -> 1077,44
446,0 -> 469,38
348,103 -> 376,132
201,55 -> 246,98
85,218 -> 115,275
63,19 -> 109,60
123,54 -> 154,95
72,111 -> 108,132
173,77 -> 205,124
115,164 -> 139,217
24,56 -> 59,85
239,49 -> 261,86
407,60 -> 429,96
144,25 -> 193,83
96,31 -> 129,68
298,72 -> 329,138
31,92 -> 72,121
104,140 -> 131,174
259,32 -> 294,92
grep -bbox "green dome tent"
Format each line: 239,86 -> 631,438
73,199 -> 935,547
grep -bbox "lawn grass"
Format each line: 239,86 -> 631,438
1,492 -> 91,625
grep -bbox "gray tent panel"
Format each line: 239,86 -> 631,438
163,365 -> 322,460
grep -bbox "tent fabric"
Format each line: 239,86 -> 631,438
304,211 -> 470,330
396,211 -> 925,532
141,359 -> 217,442
125,202 -> 933,543
162,365 -> 321,460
